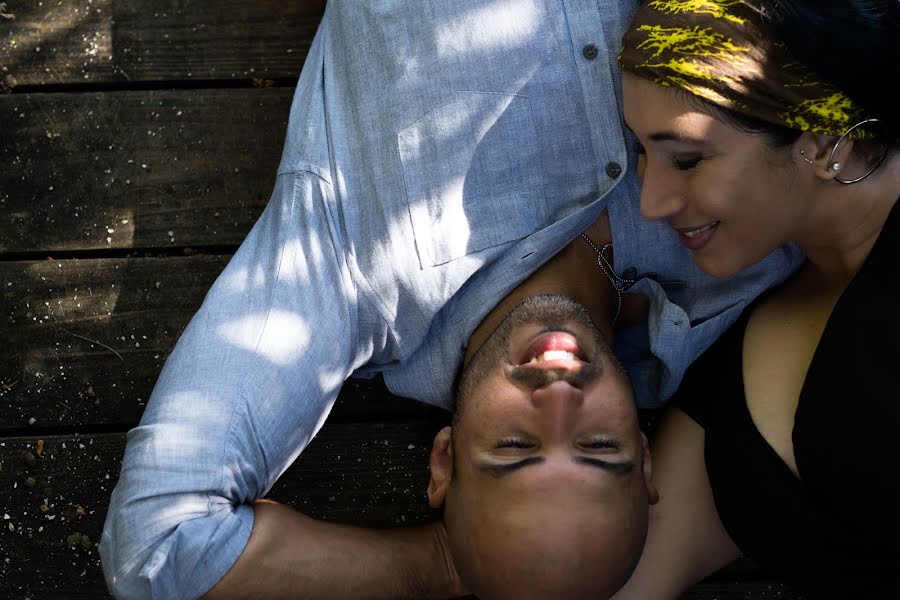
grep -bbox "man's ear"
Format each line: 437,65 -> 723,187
427,426 -> 453,508
641,432 -> 660,506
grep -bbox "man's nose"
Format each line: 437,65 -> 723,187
639,161 -> 687,221
531,381 -> 584,436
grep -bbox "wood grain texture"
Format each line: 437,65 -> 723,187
0,89 -> 294,253
0,0 -> 324,87
1,256 -> 444,431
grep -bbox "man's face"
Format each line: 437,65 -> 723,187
428,294 -> 657,600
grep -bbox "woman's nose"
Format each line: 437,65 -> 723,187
639,160 -> 687,221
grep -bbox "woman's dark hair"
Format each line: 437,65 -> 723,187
684,0 -> 899,159
766,0 -> 898,143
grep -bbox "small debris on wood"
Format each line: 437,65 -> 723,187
36,439 -> 45,456
1,74 -> 15,94
62,329 -> 124,361
252,78 -> 274,88
0,3 -> 15,20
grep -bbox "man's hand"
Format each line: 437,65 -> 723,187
202,500 -> 468,600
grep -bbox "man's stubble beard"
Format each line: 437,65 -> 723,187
454,293 -> 612,420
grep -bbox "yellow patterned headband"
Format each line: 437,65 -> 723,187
619,0 -> 866,136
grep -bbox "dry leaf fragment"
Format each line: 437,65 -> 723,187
36,439 -> 44,456
1,75 -> 16,94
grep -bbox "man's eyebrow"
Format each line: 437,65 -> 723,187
477,456 -> 634,478
575,456 -> 634,475
478,457 -> 544,478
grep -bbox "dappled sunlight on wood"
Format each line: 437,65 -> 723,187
0,0 -> 115,85
0,0 -> 325,85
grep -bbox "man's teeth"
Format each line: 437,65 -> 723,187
683,221 -> 718,238
529,350 -> 576,363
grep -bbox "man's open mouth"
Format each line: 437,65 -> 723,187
518,331 -> 587,369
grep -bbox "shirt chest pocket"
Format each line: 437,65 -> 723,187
398,91 -> 549,268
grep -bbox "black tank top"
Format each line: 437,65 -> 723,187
676,199 -> 900,599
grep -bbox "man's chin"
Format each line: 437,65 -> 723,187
504,293 -> 598,329
457,293 -> 606,408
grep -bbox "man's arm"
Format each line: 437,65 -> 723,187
100,172 -> 455,599
204,501 -> 466,600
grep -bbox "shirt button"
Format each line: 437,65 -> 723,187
605,161 -> 622,179
582,43 -> 599,60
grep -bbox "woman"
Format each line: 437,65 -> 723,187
612,0 -> 900,598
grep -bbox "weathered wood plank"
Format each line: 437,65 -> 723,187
0,0 -> 324,88
0,427 -> 803,600
2,255 -> 230,430
1,256 -> 444,431
0,420 -> 446,599
0,89 -> 295,253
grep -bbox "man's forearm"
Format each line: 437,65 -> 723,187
202,500 -> 466,600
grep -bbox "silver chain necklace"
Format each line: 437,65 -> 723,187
579,233 -> 635,325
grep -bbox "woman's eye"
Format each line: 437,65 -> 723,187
672,155 -> 702,170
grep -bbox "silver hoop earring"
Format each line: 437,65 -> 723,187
799,149 -> 815,165
828,118 -> 887,184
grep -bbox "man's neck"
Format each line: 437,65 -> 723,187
463,214 -> 617,366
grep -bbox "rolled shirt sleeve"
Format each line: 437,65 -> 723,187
100,171 -> 369,599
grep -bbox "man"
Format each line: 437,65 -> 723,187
99,2 -> 801,598
425,241 -> 660,599
208,220 -> 659,600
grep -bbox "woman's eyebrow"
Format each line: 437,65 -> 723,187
648,130 -> 709,146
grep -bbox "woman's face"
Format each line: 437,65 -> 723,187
622,72 -> 809,278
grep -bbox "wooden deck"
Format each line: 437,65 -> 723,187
1,2 -> 805,598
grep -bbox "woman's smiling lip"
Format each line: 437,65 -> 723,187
673,221 -> 719,251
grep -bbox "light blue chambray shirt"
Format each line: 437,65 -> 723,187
100,2 -> 803,598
